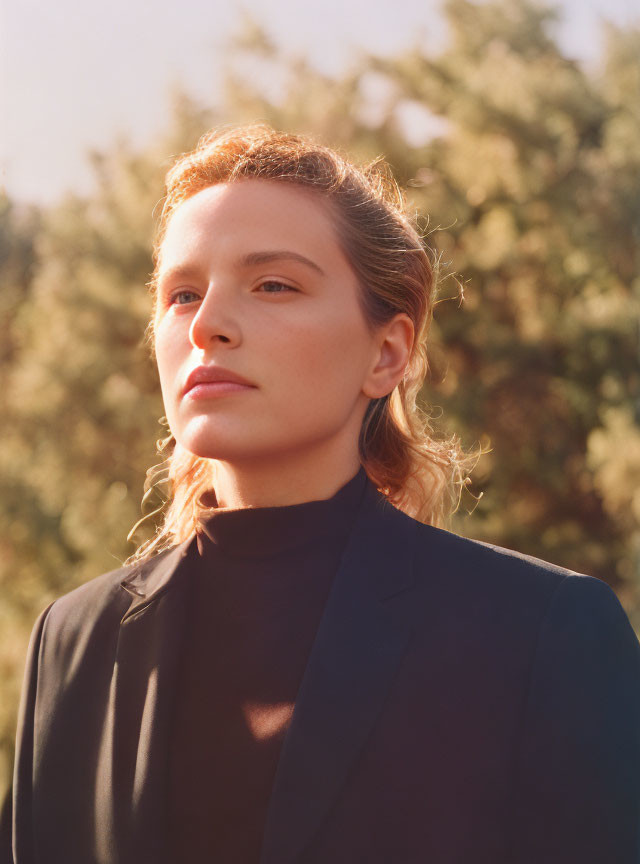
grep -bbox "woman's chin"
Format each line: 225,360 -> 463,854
176,419 -> 255,460
177,432 -> 270,463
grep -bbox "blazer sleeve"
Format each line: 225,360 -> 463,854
12,602 -> 55,864
511,574 -> 640,863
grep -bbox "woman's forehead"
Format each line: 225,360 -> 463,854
159,179 -> 346,269
167,179 -> 334,233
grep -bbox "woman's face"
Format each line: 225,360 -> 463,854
153,178 -> 398,468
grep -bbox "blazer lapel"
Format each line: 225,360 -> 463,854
259,481 -> 418,864
95,537 -> 195,864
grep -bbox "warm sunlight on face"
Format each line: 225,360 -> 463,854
153,179 -> 399,469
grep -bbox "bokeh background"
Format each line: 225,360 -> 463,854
1,0 -> 639,808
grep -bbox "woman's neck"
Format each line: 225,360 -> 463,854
209,449 -> 363,510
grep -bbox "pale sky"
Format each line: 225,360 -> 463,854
2,0 -> 638,205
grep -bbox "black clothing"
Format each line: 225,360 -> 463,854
10,471 -> 640,863
168,467 -> 366,862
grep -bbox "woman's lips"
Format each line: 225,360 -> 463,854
182,364 -> 256,397
184,381 -> 255,399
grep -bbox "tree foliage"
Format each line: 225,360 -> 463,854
1,0 -> 638,797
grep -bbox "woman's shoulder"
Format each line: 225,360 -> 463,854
411,517 -> 579,576
408,518 -> 634,639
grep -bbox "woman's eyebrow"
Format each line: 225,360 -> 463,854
156,265 -> 203,288
156,252 -> 326,287
240,250 -> 326,277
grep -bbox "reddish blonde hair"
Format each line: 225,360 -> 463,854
126,124 -> 474,565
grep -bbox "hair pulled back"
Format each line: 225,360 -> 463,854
126,124 -> 474,566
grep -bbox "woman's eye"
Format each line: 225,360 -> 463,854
257,280 -> 296,294
170,289 -> 200,305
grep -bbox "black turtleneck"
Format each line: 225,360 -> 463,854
167,466 -> 368,863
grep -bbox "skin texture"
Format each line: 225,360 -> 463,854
153,179 -> 414,509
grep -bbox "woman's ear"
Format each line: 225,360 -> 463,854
362,313 -> 414,399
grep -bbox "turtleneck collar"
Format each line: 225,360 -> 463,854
196,466 -> 368,559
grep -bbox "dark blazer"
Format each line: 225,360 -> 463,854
11,478 -> 640,863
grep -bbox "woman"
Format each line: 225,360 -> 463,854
12,125 -> 640,863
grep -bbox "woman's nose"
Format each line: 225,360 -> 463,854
189,284 -> 242,350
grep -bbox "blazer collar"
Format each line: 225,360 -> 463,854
118,473 -> 412,617
119,535 -> 194,621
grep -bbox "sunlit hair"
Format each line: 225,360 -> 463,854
125,123 -> 477,567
